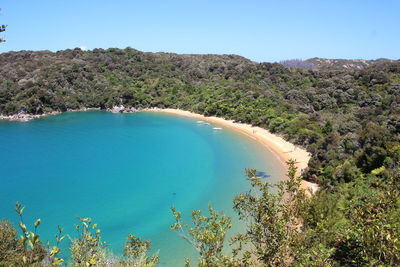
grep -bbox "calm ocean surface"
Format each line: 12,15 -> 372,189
0,111 -> 285,266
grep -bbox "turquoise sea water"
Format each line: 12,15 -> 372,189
0,111 -> 286,266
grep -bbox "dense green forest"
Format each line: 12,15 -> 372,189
0,48 -> 399,266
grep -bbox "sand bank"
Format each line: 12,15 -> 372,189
144,108 -> 318,194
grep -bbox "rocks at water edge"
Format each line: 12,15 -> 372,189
0,111 -> 60,122
107,105 -> 138,113
0,108 -> 99,122
0,106 -> 140,122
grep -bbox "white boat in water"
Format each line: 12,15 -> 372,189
213,127 -> 222,130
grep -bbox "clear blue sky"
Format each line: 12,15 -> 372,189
0,0 -> 399,62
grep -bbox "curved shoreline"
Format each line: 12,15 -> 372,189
1,107 -> 318,193
143,108 -> 318,193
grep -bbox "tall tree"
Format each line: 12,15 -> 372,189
0,8 -> 6,42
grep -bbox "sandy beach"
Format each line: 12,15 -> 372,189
1,106 -> 318,193
144,108 -> 318,193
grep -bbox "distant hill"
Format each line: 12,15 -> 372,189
306,57 -> 393,70
279,57 -> 396,70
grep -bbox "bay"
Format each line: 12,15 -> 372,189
0,111 -> 285,266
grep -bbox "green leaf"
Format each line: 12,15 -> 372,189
19,222 -> 27,233
28,239 -> 34,249
34,218 -> 41,228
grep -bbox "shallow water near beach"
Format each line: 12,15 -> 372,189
0,111 -> 286,266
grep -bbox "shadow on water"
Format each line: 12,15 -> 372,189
256,171 -> 271,178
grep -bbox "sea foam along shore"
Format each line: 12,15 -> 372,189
143,108 -> 319,194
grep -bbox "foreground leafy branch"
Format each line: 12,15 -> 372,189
15,202 -> 64,266
229,159 -> 311,266
1,204 -> 159,267
170,204 -> 233,266
1,158 -> 399,266
122,234 -> 159,266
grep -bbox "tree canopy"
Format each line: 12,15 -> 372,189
0,48 -> 399,266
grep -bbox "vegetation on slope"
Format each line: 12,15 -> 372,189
0,48 -> 399,266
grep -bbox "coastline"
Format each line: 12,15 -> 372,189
0,108 -> 101,122
0,105 -> 135,122
143,108 -> 318,193
0,107 -> 318,193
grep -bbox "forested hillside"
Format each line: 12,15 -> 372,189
1,48 -> 399,266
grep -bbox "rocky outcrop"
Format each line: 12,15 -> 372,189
0,108 -> 100,122
107,105 -> 138,113
0,106 -> 152,122
0,111 -> 60,122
